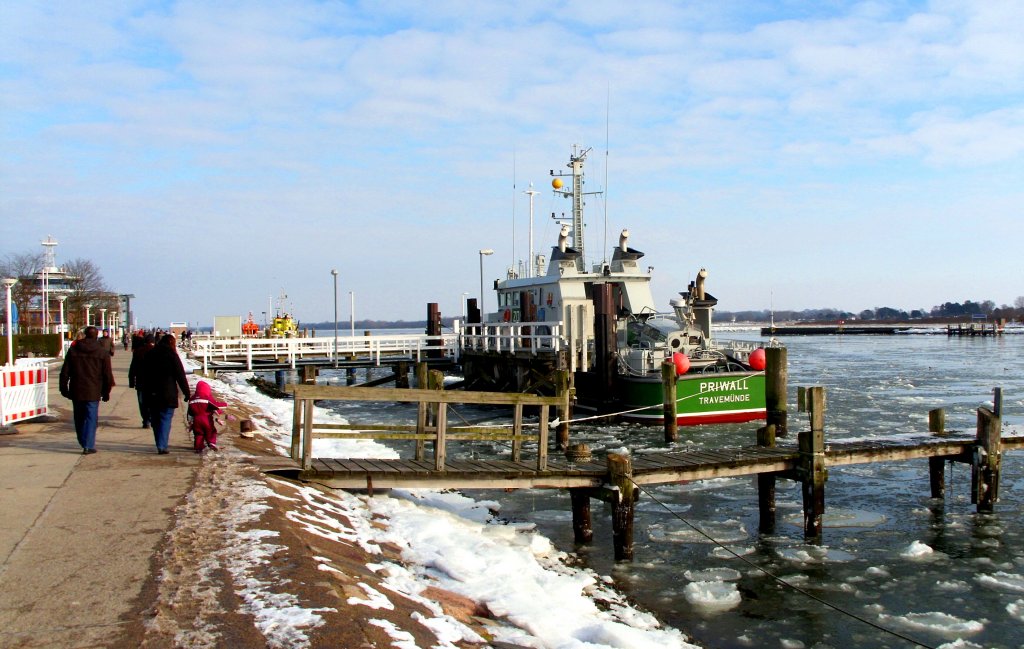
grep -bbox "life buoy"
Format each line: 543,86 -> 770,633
503,309 -> 511,322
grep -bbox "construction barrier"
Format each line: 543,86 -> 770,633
0,362 -> 49,425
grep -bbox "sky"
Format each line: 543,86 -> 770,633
2,1 -> 1022,327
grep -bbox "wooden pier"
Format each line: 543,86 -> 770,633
256,354 -> 1021,560
947,322 -> 1003,336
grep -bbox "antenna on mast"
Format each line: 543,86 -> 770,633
603,83 -> 610,266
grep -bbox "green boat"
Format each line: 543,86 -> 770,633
461,145 -> 769,426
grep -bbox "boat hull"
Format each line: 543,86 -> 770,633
618,371 -> 767,425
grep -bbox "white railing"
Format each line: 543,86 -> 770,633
460,321 -> 566,355
191,333 -> 459,373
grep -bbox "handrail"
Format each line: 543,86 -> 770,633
190,333 -> 460,373
285,383 -> 566,473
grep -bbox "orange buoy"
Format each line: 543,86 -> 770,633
672,352 -> 690,376
552,178 -> 563,189
749,347 -> 767,371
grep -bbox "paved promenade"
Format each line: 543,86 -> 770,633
0,350 -> 201,648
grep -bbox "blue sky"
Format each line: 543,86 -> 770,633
2,1 -> 1022,327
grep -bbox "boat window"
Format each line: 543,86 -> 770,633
627,318 -> 673,347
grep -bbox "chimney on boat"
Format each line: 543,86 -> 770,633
694,268 -> 707,300
558,225 -> 570,253
619,229 -> 630,252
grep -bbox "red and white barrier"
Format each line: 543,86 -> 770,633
0,362 -> 49,425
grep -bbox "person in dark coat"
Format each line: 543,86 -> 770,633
140,334 -> 190,454
58,326 -> 115,454
127,333 -> 156,428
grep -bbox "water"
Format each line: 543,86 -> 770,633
314,331 -> 1024,648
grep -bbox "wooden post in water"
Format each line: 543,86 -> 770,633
766,347 -> 788,436
301,397 -> 314,471
928,408 -> 947,499
556,369 -> 571,449
302,365 -> 318,384
608,453 -> 636,561
662,360 -> 678,443
756,423 -> 777,533
974,388 -> 1002,513
290,396 -> 302,461
395,361 -> 410,389
569,489 -> 593,544
511,403 -> 524,462
799,387 -> 826,540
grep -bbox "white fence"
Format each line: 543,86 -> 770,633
0,361 -> 49,425
190,333 -> 461,373
460,321 -> 566,355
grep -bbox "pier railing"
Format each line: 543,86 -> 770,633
460,320 -> 566,355
191,333 -> 459,373
285,382 -> 568,473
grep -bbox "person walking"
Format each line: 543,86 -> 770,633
140,333 -> 190,454
127,333 -> 156,428
187,380 -> 226,453
58,326 -> 115,454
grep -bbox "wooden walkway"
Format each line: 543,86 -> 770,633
256,435 -> 1022,489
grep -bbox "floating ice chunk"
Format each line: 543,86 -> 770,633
935,580 -> 970,592
683,568 -> 741,582
647,520 -> 749,544
866,566 -> 891,578
900,540 -> 934,559
709,545 -> 755,559
975,571 -> 1024,593
783,508 -> 885,529
683,581 -> 741,613
780,639 -> 805,649
937,640 -> 983,649
877,611 -> 984,638
1008,599 -> 1024,622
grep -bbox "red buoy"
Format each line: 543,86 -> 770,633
672,352 -> 690,376
749,347 -> 767,371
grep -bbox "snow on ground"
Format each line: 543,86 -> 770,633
199,368 -> 699,648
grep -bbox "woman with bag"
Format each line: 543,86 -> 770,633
140,334 -> 190,454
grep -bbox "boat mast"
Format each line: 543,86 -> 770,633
569,147 -> 589,270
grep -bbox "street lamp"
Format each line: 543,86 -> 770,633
331,269 -> 339,368
57,295 -> 67,340
84,303 -> 92,327
2,278 -> 16,365
478,249 -> 494,314
349,291 -> 354,337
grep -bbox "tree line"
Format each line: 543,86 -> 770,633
720,297 -> 1024,324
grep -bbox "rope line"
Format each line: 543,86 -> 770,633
628,478 -> 937,649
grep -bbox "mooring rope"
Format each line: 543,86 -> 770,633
628,478 -> 938,649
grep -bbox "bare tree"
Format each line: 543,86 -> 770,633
0,251 -> 44,333
62,258 -> 117,332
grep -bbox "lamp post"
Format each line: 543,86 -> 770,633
331,269 -> 339,368
349,291 -> 354,337
524,184 -> 539,278
84,303 -> 92,327
478,248 -> 494,314
57,295 -> 67,340
2,278 -> 16,365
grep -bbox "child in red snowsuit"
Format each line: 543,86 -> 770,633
188,380 -> 227,453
